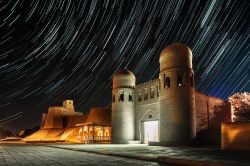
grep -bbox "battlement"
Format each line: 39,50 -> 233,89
195,90 -> 227,102
136,78 -> 159,88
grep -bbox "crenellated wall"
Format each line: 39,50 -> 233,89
135,79 -> 160,106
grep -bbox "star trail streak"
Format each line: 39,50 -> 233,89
0,0 -> 249,131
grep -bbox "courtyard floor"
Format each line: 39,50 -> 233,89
0,143 -> 249,166
0,144 -> 162,166
46,144 -> 249,166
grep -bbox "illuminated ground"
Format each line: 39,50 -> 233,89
0,144 -> 249,166
0,144 -> 161,166
47,144 -> 250,166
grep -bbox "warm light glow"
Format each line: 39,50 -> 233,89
83,126 -> 88,131
227,129 -> 240,143
222,123 -> 250,150
79,128 -> 83,133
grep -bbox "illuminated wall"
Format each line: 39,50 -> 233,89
24,102 -> 110,143
133,82 -> 231,144
111,70 -> 136,144
134,79 -> 160,142
221,122 -> 250,150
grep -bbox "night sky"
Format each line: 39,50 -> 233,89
0,0 -> 249,132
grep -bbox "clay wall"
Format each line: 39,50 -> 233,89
221,122 -> 250,150
195,91 -> 231,132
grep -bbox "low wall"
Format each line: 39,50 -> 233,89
221,122 -> 250,150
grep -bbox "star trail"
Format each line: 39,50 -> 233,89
0,0 -> 249,131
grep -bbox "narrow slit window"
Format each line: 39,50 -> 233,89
150,87 -> 155,98
119,93 -> 124,101
164,76 -> 170,88
157,85 -> 159,97
177,74 -> 183,87
144,89 -> 148,100
138,92 -> 142,101
190,73 -> 194,87
129,94 -> 133,102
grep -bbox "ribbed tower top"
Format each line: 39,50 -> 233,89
112,69 -> 135,89
113,69 -> 135,79
160,43 -> 193,71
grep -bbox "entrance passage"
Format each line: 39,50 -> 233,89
143,120 -> 159,143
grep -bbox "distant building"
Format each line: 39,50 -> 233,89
23,100 -> 111,143
111,43 -> 231,145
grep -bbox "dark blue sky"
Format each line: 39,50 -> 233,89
0,0 -> 249,132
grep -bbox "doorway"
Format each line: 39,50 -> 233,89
143,120 -> 159,143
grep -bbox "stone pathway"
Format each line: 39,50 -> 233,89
0,144 -> 163,166
46,144 -> 250,166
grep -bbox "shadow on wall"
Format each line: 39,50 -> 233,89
210,104 -> 231,129
195,104 -> 231,146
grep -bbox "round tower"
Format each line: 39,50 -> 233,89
159,43 -> 196,145
111,69 -> 136,144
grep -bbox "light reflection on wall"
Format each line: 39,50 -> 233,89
221,122 -> 250,150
